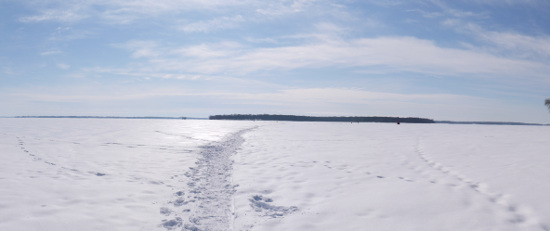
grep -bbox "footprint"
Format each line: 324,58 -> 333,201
171,198 -> 186,207
249,195 -> 298,218
160,207 -> 172,216
175,191 -> 185,196
161,217 -> 182,230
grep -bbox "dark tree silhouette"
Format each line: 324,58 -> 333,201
209,114 -> 435,123
546,98 -> 550,111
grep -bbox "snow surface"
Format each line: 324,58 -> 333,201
1,118 -> 549,231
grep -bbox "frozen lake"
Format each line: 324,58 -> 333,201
0,118 -> 549,231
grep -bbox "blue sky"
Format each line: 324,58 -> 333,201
1,0 -> 550,123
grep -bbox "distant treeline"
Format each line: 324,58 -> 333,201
209,114 -> 435,123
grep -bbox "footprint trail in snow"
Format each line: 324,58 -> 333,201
161,127 -> 257,231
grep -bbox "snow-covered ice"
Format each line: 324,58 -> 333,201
1,118 -> 549,231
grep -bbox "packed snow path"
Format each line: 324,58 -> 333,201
161,127 -> 257,231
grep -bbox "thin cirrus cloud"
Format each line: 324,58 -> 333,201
19,6 -> 89,23
18,0 -> 259,24
56,63 -> 70,70
40,50 -> 62,56
115,35 -> 547,80
464,0 -> 549,6
256,0 -> 316,15
444,20 -> 550,60
179,15 -> 246,33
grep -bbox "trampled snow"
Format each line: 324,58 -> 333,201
1,118 -> 549,231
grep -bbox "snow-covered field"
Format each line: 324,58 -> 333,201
1,118 -> 549,231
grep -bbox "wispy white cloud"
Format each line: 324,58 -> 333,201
18,0 -> 352,29
477,31 -> 550,59
19,6 -> 89,23
360,0 -> 403,7
407,9 -> 443,19
47,26 -> 93,41
409,0 -> 488,20
103,0 -> 248,15
179,15 -> 246,33
444,20 -> 550,60
56,63 -> 70,70
11,91 -> 181,103
82,66 -> 209,81
98,0 -> 240,24
464,0 -> 550,6
114,35 -> 547,81
173,42 -> 243,59
40,50 -> 62,56
18,0 -> 251,24
115,40 -> 162,59
256,0 -> 317,16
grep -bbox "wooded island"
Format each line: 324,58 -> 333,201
209,114 -> 434,123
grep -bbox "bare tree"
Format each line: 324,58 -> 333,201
546,98 -> 550,111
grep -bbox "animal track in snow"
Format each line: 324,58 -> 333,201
15,136 -> 114,178
101,141 -> 188,153
413,139 -> 548,230
16,136 -> 57,166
